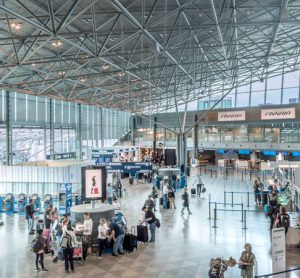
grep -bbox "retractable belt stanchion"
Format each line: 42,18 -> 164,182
247,191 -> 250,208
231,192 -> 234,207
242,210 -> 247,230
208,193 -> 212,220
212,202 -> 217,228
224,191 -> 226,206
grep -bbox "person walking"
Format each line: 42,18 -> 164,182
168,186 -> 176,209
26,199 -> 35,235
181,188 -> 192,215
162,180 -> 169,209
61,224 -> 76,273
44,204 -> 53,229
253,180 -> 261,205
33,229 -> 48,272
83,213 -> 93,260
171,174 -> 177,192
151,186 -> 158,211
145,207 -> 156,243
239,243 -> 255,278
97,218 -> 108,258
144,195 -> 155,211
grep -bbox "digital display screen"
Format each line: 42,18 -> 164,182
218,149 -> 225,154
263,150 -> 276,156
228,150 -> 234,154
82,166 -> 106,200
292,152 -> 300,157
281,151 -> 288,156
238,150 -> 250,155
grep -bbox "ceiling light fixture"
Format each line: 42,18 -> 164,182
11,23 -> 22,30
58,71 -> 65,76
102,64 -> 109,70
52,41 -> 63,47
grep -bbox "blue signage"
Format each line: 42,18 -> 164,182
95,162 -> 152,175
59,183 -> 72,215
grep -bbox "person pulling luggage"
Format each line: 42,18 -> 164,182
181,188 -> 192,215
144,206 -> 156,243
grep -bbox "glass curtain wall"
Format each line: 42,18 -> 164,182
0,90 -> 131,163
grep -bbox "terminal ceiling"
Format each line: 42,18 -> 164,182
0,0 -> 299,114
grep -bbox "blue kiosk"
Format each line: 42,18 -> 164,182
5,193 -> 14,214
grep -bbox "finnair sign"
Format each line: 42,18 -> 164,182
218,111 -> 246,121
261,107 -> 295,120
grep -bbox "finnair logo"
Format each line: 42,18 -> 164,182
218,111 -> 246,121
261,108 -> 295,120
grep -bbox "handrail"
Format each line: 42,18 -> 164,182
254,267 -> 300,277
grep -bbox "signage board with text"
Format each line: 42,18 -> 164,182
218,111 -> 246,121
261,107 -> 295,120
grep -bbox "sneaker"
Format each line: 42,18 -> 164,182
112,253 -> 118,257
41,268 -> 48,272
99,256 -> 103,259
118,252 -> 124,255
65,269 -> 69,273
35,268 -> 40,272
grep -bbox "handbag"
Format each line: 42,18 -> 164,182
238,264 -> 246,270
202,187 -> 206,193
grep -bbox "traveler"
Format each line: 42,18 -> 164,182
171,174 -> 177,192
145,207 -> 156,243
208,257 -> 236,278
196,175 -> 203,196
44,204 -> 53,229
61,224 -> 76,273
97,218 -> 108,258
151,186 -> 158,211
34,229 -> 48,272
181,188 -> 192,215
83,213 -> 93,260
239,243 -> 255,278
275,206 -> 290,234
144,195 -> 155,211
110,220 -> 125,256
107,184 -> 113,204
26,199 -> 35,235
168,186 -> 176,209
162,180 -> 169,209
267,201 -> 279,230
253,180 -> 261,205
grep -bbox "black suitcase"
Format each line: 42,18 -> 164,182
191,188 -> 196,195
137,225 -> 148,243
129,177 -> 134,185
159,197 -> 163,206
123,234 -> 137,253
167,200 -> 170,209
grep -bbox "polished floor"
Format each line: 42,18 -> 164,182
1,169 -> 300,278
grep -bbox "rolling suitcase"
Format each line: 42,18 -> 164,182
191,188 -> 196,195
159,197 -> 163,206
137,225 -> 148,243
123,227 -> 137,253
36,219 -> 44,231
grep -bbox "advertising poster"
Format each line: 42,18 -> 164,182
272,227 -> 286,278
84,169 -> 102,199
66,183 -> 72,215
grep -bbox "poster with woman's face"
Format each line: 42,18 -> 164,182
85,169 -> 102,199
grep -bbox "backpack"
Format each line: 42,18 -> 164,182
155,218 -> 161,228
280,214 -> 290,228
60,232 -> 72,249
31,237 -> 42,253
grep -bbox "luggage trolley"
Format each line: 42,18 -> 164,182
73,233 -> 84,265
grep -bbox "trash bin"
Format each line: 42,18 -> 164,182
262,190 -> 269,206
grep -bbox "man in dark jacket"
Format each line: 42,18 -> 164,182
25,199 -> 35,234
181,188 -> 192,215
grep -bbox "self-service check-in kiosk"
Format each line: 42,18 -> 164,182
30,194 -> 40,214
44,194 -> 53,210
17,194 -> 26,215
5,193 -> 14,214
0,195 -> 3,212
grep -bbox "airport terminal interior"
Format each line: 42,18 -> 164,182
1,0 -> 300,277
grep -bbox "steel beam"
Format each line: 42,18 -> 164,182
5,91 -> 12,165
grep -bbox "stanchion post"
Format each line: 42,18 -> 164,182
208,194 -> 211,220
242,171 -> 244,182
212,206 -> 217,228
224,191 -> 226,206
241,203 -> 244,222
231,192 -> 234,207
247,191 -> 250,207
242,210 -> 247,229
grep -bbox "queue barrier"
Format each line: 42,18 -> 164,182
224,191 -> 268,208
254,267 -> 300,277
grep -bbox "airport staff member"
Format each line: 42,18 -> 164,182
83,213 -> 93,260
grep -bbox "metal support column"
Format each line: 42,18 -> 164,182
49,99 -> 54,159
76,104 -> 82,159
5,91 -> 12,165
100,108 -> 104,148
153,116 -> 157,151
176,133 -> 187,167
193,114 -> 198,158
43,125 -> 47,159
131,115 -> 135,145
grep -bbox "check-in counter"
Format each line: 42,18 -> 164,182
286,212 -> 300,246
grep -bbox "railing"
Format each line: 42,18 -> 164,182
255,267 -> 300,277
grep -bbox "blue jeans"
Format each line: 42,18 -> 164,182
149,223 -> 156,242
107,197 -> 113,205
113,234 -> 125,255
27,217 -> 33,233
163,194 -> 168,208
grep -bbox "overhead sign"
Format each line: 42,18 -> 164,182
271,227 -> 286,278
96,162 -> 152,175
261,107 -> 295,120
46,152 -> 76,160
218,111 -> 246,121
